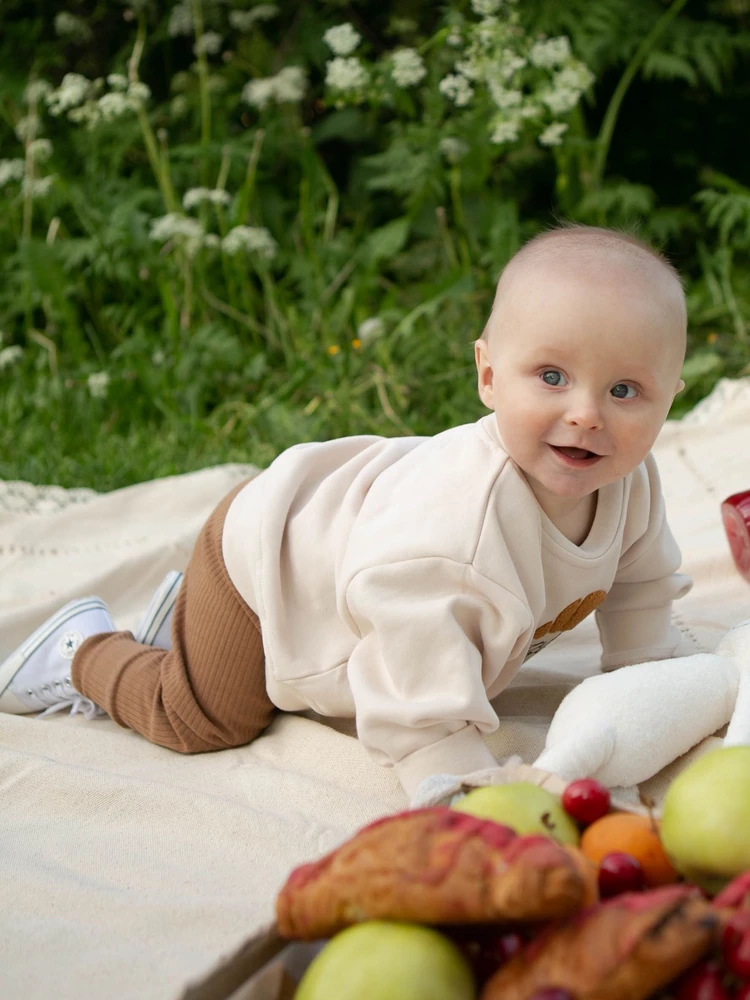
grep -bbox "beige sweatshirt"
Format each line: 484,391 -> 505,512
222,415 -> 691,795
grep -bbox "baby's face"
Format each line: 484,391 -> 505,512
475,262 -> 686,510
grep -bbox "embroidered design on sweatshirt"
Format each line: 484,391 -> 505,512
533,590 -> 608,639
524,590 -> 608,660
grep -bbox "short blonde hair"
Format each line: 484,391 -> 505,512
481,224 -> 684,339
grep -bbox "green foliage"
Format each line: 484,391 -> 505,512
0,0 -> 749,488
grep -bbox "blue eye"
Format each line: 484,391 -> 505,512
541,370 -> 567,386
611,383 -> 637,399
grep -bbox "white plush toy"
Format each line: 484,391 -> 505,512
533,619 -> 750,788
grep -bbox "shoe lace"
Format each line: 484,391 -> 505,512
31,677 -> 104,721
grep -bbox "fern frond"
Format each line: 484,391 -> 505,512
576,181 -> 655,225
695,188 -> 750,244
643,16 -> 747,92
641,50 -> 698,85
642,207 -> 700,245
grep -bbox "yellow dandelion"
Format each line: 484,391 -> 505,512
707,332 -> 718,345
327,344 -> 340,356
351,338 -> 362,350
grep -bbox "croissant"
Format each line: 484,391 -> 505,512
714,871 -> 750,911
481,884 -> 720,1000
276,807 -> 596,941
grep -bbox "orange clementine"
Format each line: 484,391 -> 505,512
579,810 -> 679,887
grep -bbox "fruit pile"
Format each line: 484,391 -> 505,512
276,746 -> 750,1000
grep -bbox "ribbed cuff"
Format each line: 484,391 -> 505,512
394,725 -> 497,798
598,608 -> 682,672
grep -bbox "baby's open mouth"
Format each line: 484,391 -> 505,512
550,445 -> 601,462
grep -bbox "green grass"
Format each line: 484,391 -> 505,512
1,0 -> 750,492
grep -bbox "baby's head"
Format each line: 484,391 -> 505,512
474,225 -> 687,510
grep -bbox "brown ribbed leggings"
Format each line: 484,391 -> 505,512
71,481 -> 277,752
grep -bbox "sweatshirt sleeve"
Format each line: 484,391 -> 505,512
343,557 -> 533,797
596,456 -> 692,671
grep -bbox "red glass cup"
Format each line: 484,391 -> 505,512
722,490 -> 750,583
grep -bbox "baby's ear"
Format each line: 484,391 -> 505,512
474,338 -> 495,409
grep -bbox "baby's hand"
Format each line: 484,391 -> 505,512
409,773 -> 466,809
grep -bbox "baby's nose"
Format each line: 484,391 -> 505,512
564,395 -> 603,430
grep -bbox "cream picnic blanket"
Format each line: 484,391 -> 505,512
1,379 -> 749,1000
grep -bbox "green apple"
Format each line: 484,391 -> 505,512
660,746 -> 750,895
295,920 -> 475,1000
452,782 -> 580,846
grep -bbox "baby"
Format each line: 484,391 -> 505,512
0,224 -> 692,800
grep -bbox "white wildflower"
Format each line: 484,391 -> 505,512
230,6 -> 279,31
439,137 -> 469,164
87,371 -> 110,399
54,12 -> 92,43
67,103 -> 101,127
273,66 -> 306,102
203,233 -> 221,249
28,138 -> 53,162
453,58 -> 478,81
323,23 -> 361,57
183,187 -> 231,210
22,175 -> 55,199
149,213 -> 205,244
541,87 -> 579,115
24,80 -> 53,105
222,225 -> 277,258
15,115 -> 41,142
357,317 -> 385,342
0,160 -> 25,188
171,94 -> 190,118
195,31 -> 223,57
242,66 -> 306,109
529,36 -> 571,69
183,187 -> 212,210
439,73 -> 474,107
243,77 -> 276,110
519,102 -> 541,120
168,0 -> 193,37
325,57 -> 369,93
0,346 -> 23,371
152,350 -> 165,366
98,92 -> 131,120
488,82 -> 522,109
490,119 -> 520,144
475,17 -> 502,48
127,81 -> 151,106
390,49 -> 427,88
554,64 -> 595,92
471,0 -> 502,15
47,73 -> 91,116
500,54 -> 527,80
446,28 -> 463,47
107,73 -> 129,91
539,122 -> 568,147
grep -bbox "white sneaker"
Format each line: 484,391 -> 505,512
0,597 -> 115,718
133,570 -> 182,650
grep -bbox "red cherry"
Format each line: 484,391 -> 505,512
448,927 -> 523,986
528,989 -> 575,1000
561,779 -> 611,825
674,960 -> 729,1000
597,852 -> 645,898
721,910 -> 750,978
